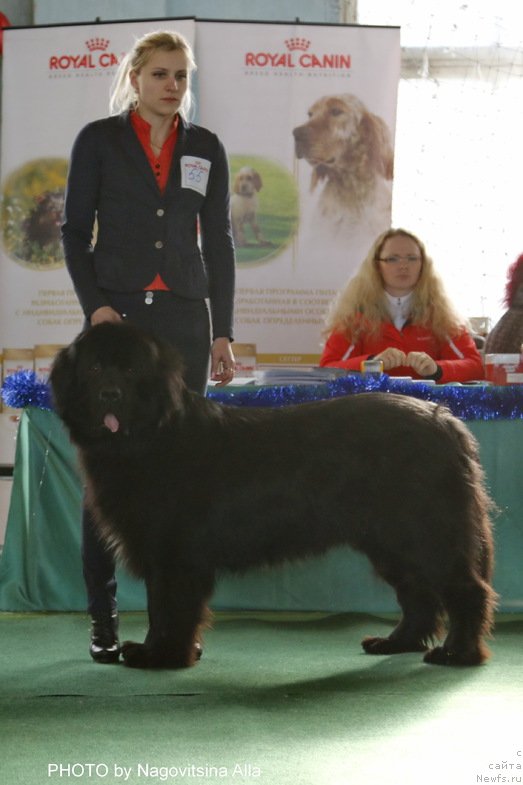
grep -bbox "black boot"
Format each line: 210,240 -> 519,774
89,613 -> 120,664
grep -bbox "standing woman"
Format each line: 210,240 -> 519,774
62,30 -> 236,662
320,228 -> 484,382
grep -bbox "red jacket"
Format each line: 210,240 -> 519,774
320,322 -> 485,383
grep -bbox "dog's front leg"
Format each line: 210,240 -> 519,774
251,217 -> 263,244
234,223 -> 246,247
121,569 -> 213,669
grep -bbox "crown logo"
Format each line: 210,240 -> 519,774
284,38 -> 311,51
86,37 -> 110,52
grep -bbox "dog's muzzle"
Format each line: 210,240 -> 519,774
292,125 -> 309,158
99,387 -> 122,404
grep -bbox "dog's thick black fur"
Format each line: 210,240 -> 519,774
50,322 -> 496,669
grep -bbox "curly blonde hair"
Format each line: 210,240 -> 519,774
109,30 -> 196,118
323,228 -> 467,341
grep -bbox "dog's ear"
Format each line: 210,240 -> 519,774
310,164 -> 329,191
232,173 -> 241,194
253,171 -> 263,191
49,339 -> 79,417
360,111 -> 394,180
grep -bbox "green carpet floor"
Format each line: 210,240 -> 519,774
1,612 -> 522,785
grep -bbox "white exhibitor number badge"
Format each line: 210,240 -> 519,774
181,156 -> 211,196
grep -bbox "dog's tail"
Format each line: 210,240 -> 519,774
436,406 -> 498,636
442,408 -> 496,576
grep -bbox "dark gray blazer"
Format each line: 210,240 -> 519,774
62,111 -> 235,339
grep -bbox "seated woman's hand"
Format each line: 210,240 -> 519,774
373,347 -> 407,371
406,351 -> 438,377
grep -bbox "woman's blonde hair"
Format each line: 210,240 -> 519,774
109,30 -> 196,117
323,228 -> 467,341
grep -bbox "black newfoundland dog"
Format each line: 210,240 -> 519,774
50,322 -> 496,670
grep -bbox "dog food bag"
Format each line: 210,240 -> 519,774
1,347 -> 34,413
360,359 -> 384,377
505,343 -> 523,384
233,343 -> 257,377
484,353 -> 520,385
34,344 -> 66,380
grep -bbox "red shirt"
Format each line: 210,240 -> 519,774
130,111 -> 179,290
320,322 -> 485,383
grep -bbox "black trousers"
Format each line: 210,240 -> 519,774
82,290 -> 211,617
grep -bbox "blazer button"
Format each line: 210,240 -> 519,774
156,209 -> 165,217
155,240 -> 163,249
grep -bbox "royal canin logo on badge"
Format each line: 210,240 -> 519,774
245,37 -> 351,70
48,38 -> 121,70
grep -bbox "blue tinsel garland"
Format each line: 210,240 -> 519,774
2,369 -> 523,421
1,370 -> 53,411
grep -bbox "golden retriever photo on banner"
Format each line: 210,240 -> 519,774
293,93 -> 394,263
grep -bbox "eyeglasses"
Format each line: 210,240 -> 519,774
378,255 -> 421,265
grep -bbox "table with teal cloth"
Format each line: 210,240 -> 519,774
0,404 -> 522,613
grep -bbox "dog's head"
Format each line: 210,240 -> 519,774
49,322 -> 186,448
292,94 -> 393,188
233,167 -> 263,196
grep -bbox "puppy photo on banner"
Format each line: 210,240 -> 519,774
231,166 -> 267,247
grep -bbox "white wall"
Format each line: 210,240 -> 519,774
33,0 -> 341,25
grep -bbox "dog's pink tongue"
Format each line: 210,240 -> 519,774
103,413 -> 120,433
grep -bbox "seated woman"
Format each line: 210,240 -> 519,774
320,227 -> 484,383
484,254 -> 523,354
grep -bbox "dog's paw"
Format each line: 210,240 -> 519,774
424,645 -> 487,666
120,641 -> 153,668
121,640 -> 199,669
361,635 -> 395,654
362,635 -> 428,655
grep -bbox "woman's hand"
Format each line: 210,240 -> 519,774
406,351 -> 438,377
90,306 -> 122,325
374,347 -> 407,371
210,337 -> 235,387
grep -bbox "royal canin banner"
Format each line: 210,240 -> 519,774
0,19 -> 399,366
197,21 -> 400,363
0,18 -> 195,355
